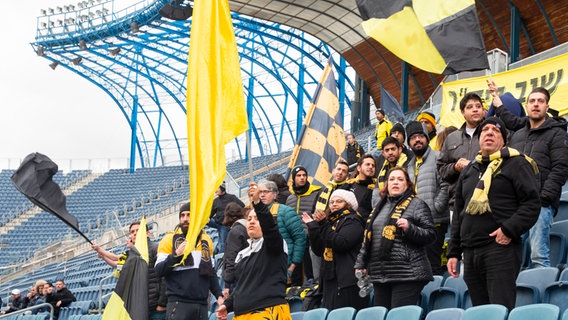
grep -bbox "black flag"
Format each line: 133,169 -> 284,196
11,152 -> 91,244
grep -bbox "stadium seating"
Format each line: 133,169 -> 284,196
543,280 -> 568,315
425,308 -> 464,320
385,305 -> 423,320
327,307 -> 356,320
508,303 -> 560,320
291,311 -> 305,320
303,308 -> 329,320
462,304 -> 508,320
550,232 -> 567,267
420,275 -> 444,310
516,267 -> 559,302
354,306 -> 388,320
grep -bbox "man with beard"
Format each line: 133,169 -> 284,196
489,81 -> 568,268
372,137 -> 410,208
155,202 -> 224,320
405,121 -> 450,275
346,134 -> 365,168
286,166 -> 322,285
340,154 -> 376,219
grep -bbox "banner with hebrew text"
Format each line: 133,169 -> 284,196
440,52 -> 568,128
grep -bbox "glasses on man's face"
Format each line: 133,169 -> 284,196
329,199 -> 345,205
258,189 -> 272,194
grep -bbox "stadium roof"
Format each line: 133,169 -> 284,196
32,0 -> 568,169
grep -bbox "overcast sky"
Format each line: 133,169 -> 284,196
0,0 -> 132,171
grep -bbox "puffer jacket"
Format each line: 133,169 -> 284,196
269,202 -> 306,266
286,184 -> 322,215
406,147 -> 450,224
495,107 -> 568,212
436,124 -> 481,208
355,193 -> 435,283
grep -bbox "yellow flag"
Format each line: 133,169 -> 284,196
184,0 -> 248,261
135,216 -> 149,263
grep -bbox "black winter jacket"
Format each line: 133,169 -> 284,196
222,219 -> 248,288
355,194 -> 435,283
307,208 -> 364,289
148,240 -> 167,310
436,124 -> 481,208
211,193 -> 245,224
447,156 -> 541,259
495,107 -> 568,212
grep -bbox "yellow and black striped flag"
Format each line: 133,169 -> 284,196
102,217 -> 149,320
287,59 -> 347,187
357,0 -> 489,75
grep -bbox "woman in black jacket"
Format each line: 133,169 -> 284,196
302,189 -> 367,310
355,167 -> 436,309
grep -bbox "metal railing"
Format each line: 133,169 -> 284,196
0,302 -> 54,319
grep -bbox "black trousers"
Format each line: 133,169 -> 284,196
426,223 -> 449,276
321,280 -> 369,311
372,281 -> 427,309
462,241 -> 522,310
166,301 -> 208,320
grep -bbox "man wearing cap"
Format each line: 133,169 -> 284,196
0,289 -> 27,314
346,134 -> 365,168
374,109 -> 393,151
341,154 -> 377,219
417,111 -> 439,150
447,117 -> 540,310
209,182 -> 245,254
437,93 -> 486,214
489,81 -> 568,268
286,165 -> 322,285
405,121 -> 449,275
155,202 -> 223,320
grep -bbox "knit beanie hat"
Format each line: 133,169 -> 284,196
376,109 -> 385,116
417,111 -> 436,128
479,117 -> 508,143
291,166 -> 308,182
330,189 -> 358,211
219,181 -> 226,192
391,122 -> 406,140
405,120 -> 429,144
179,202 -> 190,217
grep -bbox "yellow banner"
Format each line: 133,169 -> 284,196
440,52 -> 568,128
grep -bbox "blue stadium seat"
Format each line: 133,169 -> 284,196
420,275 -> 444,310
428,287 -> 461,311
227,311 -> 234,320
291,311 -> 305,320
327,307 -> 356,320
385,305 -> 423,320
515,284 -> 540,307
550,232 -> 567,267
508,303 -> 559,320
303,307 -> 329,320
516,267 -> 559,301
425,308 -> 464,320
462,304 -> 508,320
288,297 -> 303,313
563,308 -> 568,320
543,281 -> 568,316
354,306 -> 388,320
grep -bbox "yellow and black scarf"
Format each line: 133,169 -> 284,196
362,189 -> 414,261
377,153 -> 408,190
322,208 -> 362,280
466,147 -> 538,215
315,180 -> 346,212
173,229 -> 214,275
